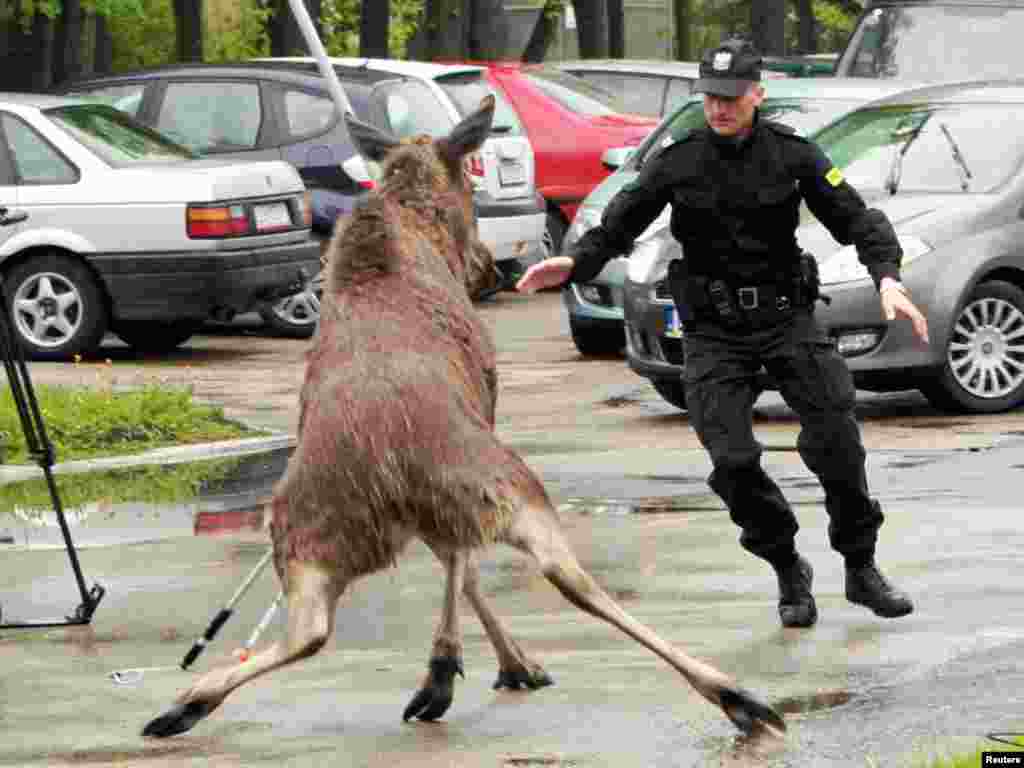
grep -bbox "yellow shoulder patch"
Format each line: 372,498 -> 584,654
825,167 -> 844,187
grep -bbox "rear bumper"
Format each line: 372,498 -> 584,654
476,191 -> 547,269
89,238 -> 322,322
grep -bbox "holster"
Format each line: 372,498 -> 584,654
794,251 -> 831,306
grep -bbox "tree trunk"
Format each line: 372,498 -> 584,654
271,0 -> 321,58
673,0 -> 693,60
469,0 -> 508,59
53,0 -> 84,86
574,0 -> 609,59
750,0 -> 786,56
521,4 -> 557,63
607,0 -> 624,58
359,0 -> 390,58
94,13 -> 113,74
408,0 -> 469,61
173,0 -> 204,62
0,11 -> 55,91
796,0 -> 817,54
31,12 -> 56,91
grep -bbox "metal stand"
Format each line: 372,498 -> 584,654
0,273 -> 105,629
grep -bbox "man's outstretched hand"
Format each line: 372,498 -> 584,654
880,278 -> 929,345
516,256 -> 574,294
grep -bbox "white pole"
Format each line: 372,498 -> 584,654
285,0 -> 354,118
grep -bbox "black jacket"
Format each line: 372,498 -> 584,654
567,114 -> 902,290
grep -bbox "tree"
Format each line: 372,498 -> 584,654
172,0 -> 203,61
359,0 -> 389,57
270,0 -> 322,57
607,0 -> 623,57
407,0 -> 508,60
573,0 -> 609,58
521,0 -> 560,63
673,0 -> 694,60
750,0 -> 785,55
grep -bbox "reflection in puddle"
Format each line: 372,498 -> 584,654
558,495 -> 723,516
0,447 -> 291,548
773,689 -> 855,716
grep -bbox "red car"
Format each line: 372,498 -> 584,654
481,63 -> 659,253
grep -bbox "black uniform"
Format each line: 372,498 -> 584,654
567,115 -> 902,564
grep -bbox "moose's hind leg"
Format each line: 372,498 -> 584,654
504,501 -> 786,737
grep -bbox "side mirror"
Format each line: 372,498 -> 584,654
0,208 -> 27,227
601,147 -> 635,171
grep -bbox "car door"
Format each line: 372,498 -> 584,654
147,78 -> 281,162
0,111 -> 23,250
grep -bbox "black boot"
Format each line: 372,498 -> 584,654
845,562 -> 913,618
775,555 -> 817,628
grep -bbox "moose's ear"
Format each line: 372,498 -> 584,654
344,112 -> 401,162
440,94 -> 495,161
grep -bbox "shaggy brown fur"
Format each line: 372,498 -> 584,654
142,97 -> 785,743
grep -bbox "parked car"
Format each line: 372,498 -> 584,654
479,62 -> 659,255
834,0 -> 1024,80
553,59 -> 702,118
267,57 -> 548,288
0,94 -> 321,361
625,79 -> 1024,414
565,77 -> 920,358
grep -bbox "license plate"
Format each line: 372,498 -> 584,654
663,306 -> 683,338
498,162 -> 525,186
253,202 -> 292,232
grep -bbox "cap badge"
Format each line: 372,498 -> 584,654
713,51 -> 733,71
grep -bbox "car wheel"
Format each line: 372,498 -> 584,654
569,314 -> 624,356
258,280 -> 322,338
545,210 -> 567,257
919,279 -> 1024,413
652,378 -> 688,411
3,252 -> 108,361
114,320 -> 201,354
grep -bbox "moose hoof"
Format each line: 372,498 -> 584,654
141,700 -> 214,738
492,665 -> 554,691
720,687 -> 787,736
402,656 -> 463,723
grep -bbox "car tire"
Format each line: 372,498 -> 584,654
569,314 -> 624,356
919,279 -> 1024,413
545,209 -> 567,257
652,378 -> 688,411
258,283 -> 322,338
3,252 -> 108,361
114,320 -> 202,354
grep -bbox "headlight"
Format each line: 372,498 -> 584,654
818,235 -> 932,286
627,237 -> 675,284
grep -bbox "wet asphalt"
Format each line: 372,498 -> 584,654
2,293 -> 1023,767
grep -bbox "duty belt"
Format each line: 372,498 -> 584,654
693,277 -> 807,329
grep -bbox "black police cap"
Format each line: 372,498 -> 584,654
695,38 -> 763,98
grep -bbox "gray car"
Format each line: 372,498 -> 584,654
625,79 -> 1024,414
563,77 -> 921,358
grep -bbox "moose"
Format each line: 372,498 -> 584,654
142,96 -> 786,740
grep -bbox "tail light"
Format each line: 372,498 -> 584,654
299,191 -> 313,227
342,154 -> 376,191
466,152 -> 485,189
187,204 -> 249,238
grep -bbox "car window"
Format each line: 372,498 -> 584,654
65,84 -> 146,118
45,104 -> 194,167
437,73 -> 524,136
571,72 -> 666,117
378,80 -> 454,139
522,67 -> 621,117
815,103 -> 1024,193
156,81 -> 262,153
638,101 -> 706,164
664,77 -> 694,114
282,88 -> 336,139
838,5 -> 1024,80
1,114 -> 78,184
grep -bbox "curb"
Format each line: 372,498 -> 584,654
0,433 -> 297,485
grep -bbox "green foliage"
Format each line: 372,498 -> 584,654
107,0 -> 174,70
813,0 -> 859,52
206,0 -> 272,61
0,382 -> 260,465
321,0 -> 422,58
0,455 -> 244,516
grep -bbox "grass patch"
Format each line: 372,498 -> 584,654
910,736 -> 1024,767
0,382 -> 263,465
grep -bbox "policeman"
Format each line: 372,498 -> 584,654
516,38 -> 930,628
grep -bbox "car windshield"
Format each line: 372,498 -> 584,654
838,4 -> 1024,79
44,103 -> 194,166
437,73 -> 524,136
636,96 -> 865,165
522,67 -> 621,117
814,102 -> 1024,194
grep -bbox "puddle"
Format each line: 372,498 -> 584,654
773,689 -> 855,717
502,756 -> 581,767
0,447 -> 291,549
558,495 -> 722,516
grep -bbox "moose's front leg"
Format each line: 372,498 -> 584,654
403,547 -> 466,722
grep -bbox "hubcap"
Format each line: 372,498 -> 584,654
948,296 -> 1024,399
271,278 -> 321,328
13,272 -> 83,348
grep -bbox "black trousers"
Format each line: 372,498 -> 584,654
682,309 -> 883,562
